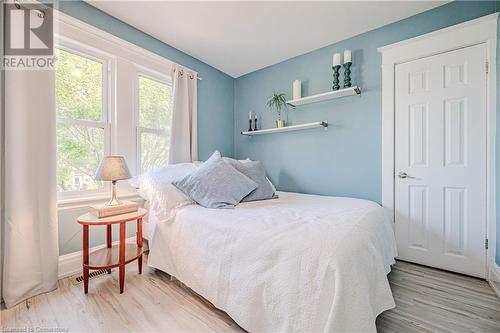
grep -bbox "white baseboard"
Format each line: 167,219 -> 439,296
488,263 -> 500,299
58,236 -> 136,279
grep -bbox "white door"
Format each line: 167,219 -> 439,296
394,44 -> 487,278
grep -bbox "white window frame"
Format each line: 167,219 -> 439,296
55,38 -> 114,200
135,67 -> 173,174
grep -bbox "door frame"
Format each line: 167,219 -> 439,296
378,13 -> 498,277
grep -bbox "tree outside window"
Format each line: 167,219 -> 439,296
55,48 -> 107,192
137,75 -> 173,173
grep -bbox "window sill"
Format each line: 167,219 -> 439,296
58,192 -> 143,211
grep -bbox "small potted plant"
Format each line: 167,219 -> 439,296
266,92 -> 287,128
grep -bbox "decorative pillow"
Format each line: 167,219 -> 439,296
173,151 -> 258,208
225,157 -> 278,198
129,162 -> 198,220
223,158 -> 277,202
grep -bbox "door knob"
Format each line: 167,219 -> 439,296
398,172 -> 415,179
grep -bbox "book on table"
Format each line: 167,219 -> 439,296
90,200 -> 139,218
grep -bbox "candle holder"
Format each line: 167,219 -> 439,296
248,119 -> 253,132
253,117 -> 258,131
343,62 -> 352,88
332,65 -> 341,91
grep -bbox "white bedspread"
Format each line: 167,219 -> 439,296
148,192 -> 397,332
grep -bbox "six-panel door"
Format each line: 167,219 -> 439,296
394,43 -> 487,278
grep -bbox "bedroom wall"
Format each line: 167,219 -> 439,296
233,1 -> 500,264
56,0 -> 235,255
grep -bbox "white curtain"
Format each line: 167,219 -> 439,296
2,69 -> 59,308
168,65 -> 198,164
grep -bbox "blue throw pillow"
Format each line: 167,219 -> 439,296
223,158 -> 277,202
172,151 -> 258,208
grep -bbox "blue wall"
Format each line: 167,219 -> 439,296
233,1 -> 500,263
57,0 -> 234,160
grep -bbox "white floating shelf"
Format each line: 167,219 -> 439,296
241,121 -> 328,136
286,86 -> 361,107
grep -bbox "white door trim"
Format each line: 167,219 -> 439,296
378,13 -> 498,276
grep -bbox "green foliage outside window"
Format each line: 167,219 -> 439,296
138,76 -> 172,173
55,48 -> 104,192
56,49 -> 102,121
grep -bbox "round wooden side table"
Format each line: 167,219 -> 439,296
77,208 -> 147,294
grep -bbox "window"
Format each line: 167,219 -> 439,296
136,74 -> 173,173
55,47 -> 109,194
55,14 -> 179,202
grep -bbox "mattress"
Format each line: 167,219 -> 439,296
147,191 -> 397,332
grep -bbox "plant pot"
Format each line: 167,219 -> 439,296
276,119 -> 286,128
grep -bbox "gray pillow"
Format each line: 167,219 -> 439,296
223,158 -> 277,202
173,151 -> 258,208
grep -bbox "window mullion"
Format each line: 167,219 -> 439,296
137,126 -> 167,136
57,117 -> 107,129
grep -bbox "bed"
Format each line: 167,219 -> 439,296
146,191 -> 397,332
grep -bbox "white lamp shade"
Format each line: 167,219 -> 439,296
94,156 -> 131,181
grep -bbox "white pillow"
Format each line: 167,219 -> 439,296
129,162 -> 198,220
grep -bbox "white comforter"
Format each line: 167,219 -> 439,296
148,192 -> 397,332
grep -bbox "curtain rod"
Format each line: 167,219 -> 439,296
173,67 -> 203,81
14,0 -> 46,18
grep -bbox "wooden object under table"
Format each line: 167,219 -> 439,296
77,208 -> 147,294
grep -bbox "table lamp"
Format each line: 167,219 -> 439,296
94,156 -> 131,206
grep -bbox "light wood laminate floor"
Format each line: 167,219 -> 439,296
1,258 -> 499,332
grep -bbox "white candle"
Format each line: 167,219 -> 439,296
332,53 -> 341,66
249,111 -> 252,120
344,50 -> 352,64
293,80 -> 301,100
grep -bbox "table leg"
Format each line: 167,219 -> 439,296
83,225 -> 89,294
137,217 -> 143,274
106,224 -> 112,274
119,222 -> 126,293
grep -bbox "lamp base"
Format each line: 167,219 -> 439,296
106,197 -> 122,206
105,180 -> 122,206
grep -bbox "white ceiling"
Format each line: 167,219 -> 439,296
86,1 -> 447,77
